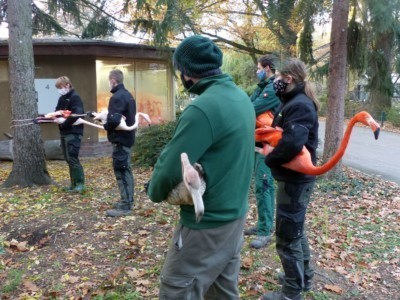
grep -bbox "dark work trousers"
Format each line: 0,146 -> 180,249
112,143 -> 134,209
60,134 -> 84,187
275,180 -> 315,297
159,217 -> 246,300
254,152 -> 275,236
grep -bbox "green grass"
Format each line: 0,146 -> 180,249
93,289 -> 142,300
1,269 -> 23,293
7,196 -> 22,205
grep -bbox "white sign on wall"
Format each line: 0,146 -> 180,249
34,79 -> 59,114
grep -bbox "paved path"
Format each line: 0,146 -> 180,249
318,121 -> 400,185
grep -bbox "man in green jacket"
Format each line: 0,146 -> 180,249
244,55 -> 280,249
147,35 -> 255,299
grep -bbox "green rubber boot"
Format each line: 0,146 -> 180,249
70,167 -> 86,194
63,171 -> 76,191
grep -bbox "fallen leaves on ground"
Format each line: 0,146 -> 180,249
0,157 -> 399,299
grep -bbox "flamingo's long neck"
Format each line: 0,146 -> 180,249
124,113 -> 141,130
303,117 -> 358,175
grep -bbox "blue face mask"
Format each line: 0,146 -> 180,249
257,69 -> 266,81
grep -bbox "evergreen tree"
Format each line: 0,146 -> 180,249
3,0 -> 51,187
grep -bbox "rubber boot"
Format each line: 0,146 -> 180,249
71,167 -> 86,194
262,290 -> 303,300
63,168 -> 76,191
278,272 -> 312,292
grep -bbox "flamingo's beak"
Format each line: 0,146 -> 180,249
374,127 -> 380,140
190,188 -> 204,223
365,115 -> 380,140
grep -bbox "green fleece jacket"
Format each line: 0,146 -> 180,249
250,76 -> 280,116
147,74 -> 255,229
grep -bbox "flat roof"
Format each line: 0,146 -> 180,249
0,39 -> 172,60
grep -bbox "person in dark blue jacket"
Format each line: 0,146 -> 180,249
262,58 -> 320,300
55,76 -> 85,193
104,69 -> 137,217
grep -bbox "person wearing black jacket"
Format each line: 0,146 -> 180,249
104,69 -> 136,217
262,59 -> 320,300
54,76 -> 86,193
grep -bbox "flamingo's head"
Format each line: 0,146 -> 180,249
181,153 -> 194,188
357,111 -> 380,140
93,110 -> 108,123
62,110 -> 72,118
140,113 -> 152,125
180,152 -> 204,223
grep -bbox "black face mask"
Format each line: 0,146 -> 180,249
180,73 -> 194,90
273,79 -> 288,96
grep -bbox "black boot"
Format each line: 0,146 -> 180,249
107,199 -> 133,217
278,272 -> 312,292
262,290 -> 303,300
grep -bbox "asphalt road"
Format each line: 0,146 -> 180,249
318,121 -> 400,185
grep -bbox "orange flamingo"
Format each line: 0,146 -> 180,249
255,111 -> 380,175
256,110 -> 274,128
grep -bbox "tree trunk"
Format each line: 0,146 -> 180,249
3,0 -> 51,187
322,0 -> 349,178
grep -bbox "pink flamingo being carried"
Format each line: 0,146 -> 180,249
255,111 -> 380,176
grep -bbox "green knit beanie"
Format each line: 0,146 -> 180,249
173,35 -> 223,78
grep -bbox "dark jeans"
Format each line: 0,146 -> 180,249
60,134 -> 84,186
112,143 -> 134,209
275,180 -> 315,297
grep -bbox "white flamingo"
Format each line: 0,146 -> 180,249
72,118 -> 104,129
166,153 -> 206,223
72,111 -> 151,130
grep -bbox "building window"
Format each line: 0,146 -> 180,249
135,61 -> 170,124
96,59 -> 171,140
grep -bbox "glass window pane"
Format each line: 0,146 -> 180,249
135,62 -> 170,124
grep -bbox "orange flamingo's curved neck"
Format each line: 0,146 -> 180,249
283,112 -> 379,175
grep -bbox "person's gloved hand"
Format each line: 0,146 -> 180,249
54,117 -> 66,124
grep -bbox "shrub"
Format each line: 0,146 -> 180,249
132,119 -> 178,167
386,106 -> 400,127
